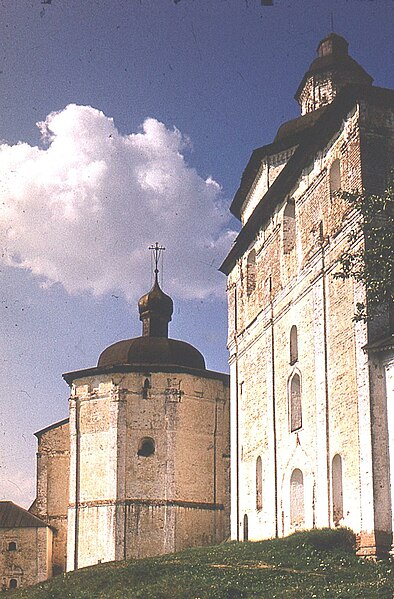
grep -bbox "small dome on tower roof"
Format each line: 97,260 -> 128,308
295,33 -> 373,114
138,242 -> 174,338
316,32 -> 349,57
96,244 -> 205,371
138,278 -> 173,322
138,275 -> 173,338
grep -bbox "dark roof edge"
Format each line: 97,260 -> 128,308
363,334 -> 394,354
230,138 -> 299,220
220,85 -> 394,275
0,501 -> 50,529
294,55 -> 373,102
63,364 -> 230,386
230,108 -> 328,220
34,417 -> 70,438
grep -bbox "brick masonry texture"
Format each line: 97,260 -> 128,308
0,527 -> 52,590
2,35 -> 393,589
225,44 -> 394,554
66,371 -> 230,569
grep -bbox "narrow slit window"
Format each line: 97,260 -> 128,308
332,454 -> 344,524
283,200 -> 296,253
330,159 -> 341,195
243,514 -> 249,541
256,456 -> 263,511
142,378 -> 151,399
290,325 -> 298,365
290,373 -> 302,432
246,250 -> 256,296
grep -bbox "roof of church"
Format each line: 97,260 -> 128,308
229,106 -> 328,219
221,84 -> 394,275
229,34 -> 376,223
294,33 -> 373,103
63,361 -> 229,385
62,250 -> 230,384
274,106 -> 328,144
97,336 -> 205,370
0,501 -> 49,529
363,334 -> 394,354
34,417 -> 69,439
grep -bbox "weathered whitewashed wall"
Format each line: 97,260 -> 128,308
31,420 -> 70,574
0,527 -> 52,590
227,96 -> 394,555
67,369 -> 229,570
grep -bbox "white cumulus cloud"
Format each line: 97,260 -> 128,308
0,104 -> 235,301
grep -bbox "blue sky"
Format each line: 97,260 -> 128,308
0,0 -> 393,507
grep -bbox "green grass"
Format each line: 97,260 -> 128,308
12,529 -> 394,599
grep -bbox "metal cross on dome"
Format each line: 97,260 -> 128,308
149,242 -> 165,280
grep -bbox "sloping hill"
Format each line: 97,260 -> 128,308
12,529 -> 394,598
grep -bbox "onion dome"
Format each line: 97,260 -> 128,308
138,275 -> 173,338
96,243 -> 206,371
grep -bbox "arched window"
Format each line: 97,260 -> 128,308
329,159 -> 341,194
246,250 -> 256,296
290,373 -> 302,432
7,542 -> 17,551
137,437 -> 155,457
9,579 -> 18,589
283,200 -> 296,254
142,378 -> 151,399
290,468 -> 305,529
332,454 -> 344,524
256,456 -> 263,511
243,514 -> 249,541
290,325 -> 298,365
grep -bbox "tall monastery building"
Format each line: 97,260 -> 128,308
1,31 -> 393,592
0,254 -> 230,590
220,33 -> 394,556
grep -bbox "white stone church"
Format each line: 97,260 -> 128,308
1,33 -> 393,590
1,258 -> 230,589
220,32 -> 394,557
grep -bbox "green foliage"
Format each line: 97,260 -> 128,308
335,176 -> 394,322
10,528 -> 394,599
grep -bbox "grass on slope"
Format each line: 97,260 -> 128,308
12,529 -> 394,599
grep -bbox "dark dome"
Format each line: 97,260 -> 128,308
138,279 -> 173,321
295,33 -> 373,103
98,336 -> 205,370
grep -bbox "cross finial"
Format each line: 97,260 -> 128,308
149,242 -> 165,282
